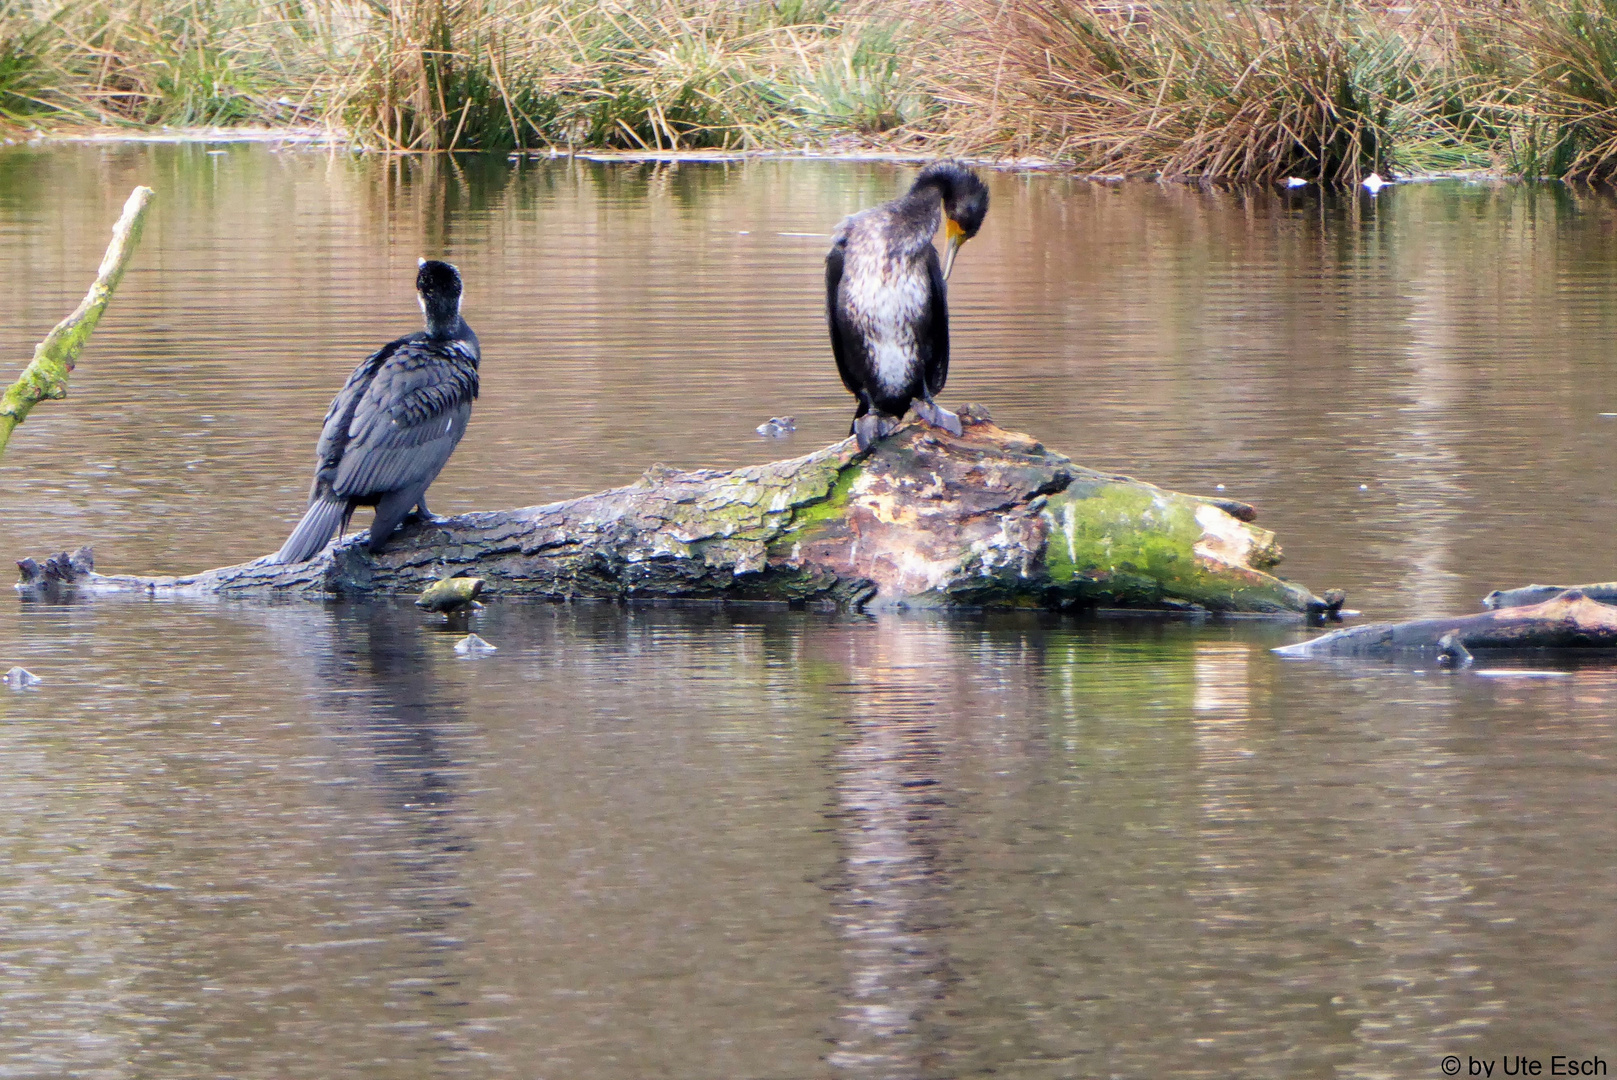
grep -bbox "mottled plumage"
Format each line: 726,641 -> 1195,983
273,260 -> 480,564
826,160 -> 989,450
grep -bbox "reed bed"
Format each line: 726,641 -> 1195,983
0,0 -> 322,127
1499,0 -> 1617,178
8,0 -> 1617,181
325,0 -> 942,151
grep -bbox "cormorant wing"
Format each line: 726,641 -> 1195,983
313,339 -> 403,479
825,226 -> 867,398
921,245 -> 950,398
332,340 -> 478,499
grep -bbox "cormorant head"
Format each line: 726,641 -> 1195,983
912,160 -> 989,280
416,258 -> 463,335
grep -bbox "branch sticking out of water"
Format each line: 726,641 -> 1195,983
0,186 -> 154,458
1273,589 -> 1617,659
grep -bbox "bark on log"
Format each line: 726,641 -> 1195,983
16,410 -> 1328,614
1273,589 -> 1617,659
0,187 -> 154,457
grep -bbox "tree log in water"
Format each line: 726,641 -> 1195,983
16,409 -> 1327,614
1274,589 -> 1617,659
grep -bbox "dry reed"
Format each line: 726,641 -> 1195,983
935,0 -> 1455,183
7,0 -> 1617,181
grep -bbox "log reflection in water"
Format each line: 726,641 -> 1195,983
821,624 -> 960,1079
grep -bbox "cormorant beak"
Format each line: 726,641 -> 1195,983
941,219 -> 967,281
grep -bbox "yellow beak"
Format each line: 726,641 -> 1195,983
941,219 -> 967,281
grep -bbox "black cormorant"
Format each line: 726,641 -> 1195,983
272,259 -> 480,564
825,160 -> 989,450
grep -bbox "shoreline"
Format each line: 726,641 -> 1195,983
10,124 -> 1524,186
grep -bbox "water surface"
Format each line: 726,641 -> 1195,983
0,147 -> 1613,1077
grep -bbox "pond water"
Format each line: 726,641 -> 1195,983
0,145 -> 1613,1078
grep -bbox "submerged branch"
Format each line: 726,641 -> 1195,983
0,186 -> 154,458
1274,588 -> 1617,659
15,411 -> 1327,615
1483,582 -> 1617,610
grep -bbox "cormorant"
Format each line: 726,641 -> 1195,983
272,259 -> 480,564
826,160 -> 989,451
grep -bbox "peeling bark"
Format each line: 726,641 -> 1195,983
1274,589 -> 1617,659
17,411 -> 1326,614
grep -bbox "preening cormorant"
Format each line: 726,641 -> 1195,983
826,160 -> 989,451
271,260 -> 480,564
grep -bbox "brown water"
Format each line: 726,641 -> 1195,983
0,145 -> 1614,1078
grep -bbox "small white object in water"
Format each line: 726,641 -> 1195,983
755,416 -> 796,438
1362,173 -> 1388,193
1282,177 -> 1308,188
1216,483 -> 1226,491
4,666 -> 41,689
454,634 -> 498,655
1359,484 -> 1369,491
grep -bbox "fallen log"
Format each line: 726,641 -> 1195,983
1274,589 -> 1617,659
15,409 -> 1327,614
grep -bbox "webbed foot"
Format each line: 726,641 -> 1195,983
914,399 -> 963,436
853,412 -> 902,451
853,413 -> 881,451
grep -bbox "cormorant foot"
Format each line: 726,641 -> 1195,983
853,413 -> 900,451
853,412 -> 882,451
914,399 -> 963,437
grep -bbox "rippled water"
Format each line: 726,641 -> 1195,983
0,145 -> 1614,1077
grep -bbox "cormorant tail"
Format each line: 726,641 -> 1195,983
273,497 -> 348,564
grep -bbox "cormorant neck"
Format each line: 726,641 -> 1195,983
908,171 -> 960,206
421,298 -> 464,339
890,186 -> 946,256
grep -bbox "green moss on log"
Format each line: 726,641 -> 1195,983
1035,478 -> 1312,612
1043,482 -> 1199,594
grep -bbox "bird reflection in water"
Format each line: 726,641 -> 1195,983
258,600 -> 485,1058
820,622 -> 960,1079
